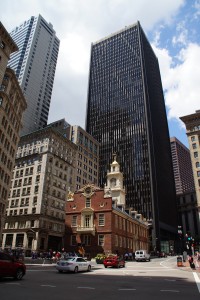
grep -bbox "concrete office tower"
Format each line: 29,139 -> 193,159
0,22 -> 27,247
86,21 -> 178,251
170,137 -> 195,195
2,126 -> 77,253
49,119 -> 100,191
180,110 -> 200,232
8,15 -> 60,136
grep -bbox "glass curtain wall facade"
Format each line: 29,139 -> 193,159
85,22 -> 178,250
8,15 -> 60,136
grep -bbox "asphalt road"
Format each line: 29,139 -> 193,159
0,257 -> 200,300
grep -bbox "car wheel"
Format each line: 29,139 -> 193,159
74,266 -> 78,273
104,265 -> 107,268
58,270 -> 63,273
87,265 -> 91,272
15,268 -> 24,280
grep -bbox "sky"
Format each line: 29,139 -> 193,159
1,0 -> 200,147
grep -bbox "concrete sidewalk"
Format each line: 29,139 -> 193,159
177,260 -> 200,273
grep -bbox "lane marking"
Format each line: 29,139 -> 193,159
118,288 -> 136,291
164,279 -> 176,282
77,287 -> 95,289
41,285 -> 56,288
193,272 -> 200,293
5,283 -> 20,285
160,290 -> 180,293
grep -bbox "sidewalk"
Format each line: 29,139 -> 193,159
177,260 -> 200,273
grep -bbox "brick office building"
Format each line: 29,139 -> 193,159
64,156 -> 149,259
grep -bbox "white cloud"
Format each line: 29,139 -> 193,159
1,0 -> 186,129
154,43 -> 200,125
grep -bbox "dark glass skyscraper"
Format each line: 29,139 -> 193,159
86,22 -> 178,251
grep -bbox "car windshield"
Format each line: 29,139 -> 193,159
63,258 -> 76,262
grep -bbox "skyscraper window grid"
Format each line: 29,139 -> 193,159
86,22 -> 178,250
8,15 -> 60,136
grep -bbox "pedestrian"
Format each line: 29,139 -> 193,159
188,255 -> 195,269
124,252 -> 129,261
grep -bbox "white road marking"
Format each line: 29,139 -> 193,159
160,290 -> 180,293
41,285 -> 56,288
77,287 -> 95,289
5,283 -> 20,285
193,272 -> 200,293
118,288 -> 136,291
164,279 -> 176,281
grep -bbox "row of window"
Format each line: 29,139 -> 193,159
71,234 -> 104,246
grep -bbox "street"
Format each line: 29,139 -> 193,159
0,257 -> 200,300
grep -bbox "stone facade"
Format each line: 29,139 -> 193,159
0,22 -> 27,247
180,110 -> 200,236
2,127 -> 77,255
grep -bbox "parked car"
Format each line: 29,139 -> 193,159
56,257 -> 92,273
135,250 -> 151,262
158,251 -> 167,258
103,256 -> 125,268
0,251 -> 26,280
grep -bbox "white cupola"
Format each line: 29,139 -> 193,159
104,153 -> 126,210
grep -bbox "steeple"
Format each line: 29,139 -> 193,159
104,154 -> 126,210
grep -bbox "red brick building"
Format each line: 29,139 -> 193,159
64,157 -> 149,259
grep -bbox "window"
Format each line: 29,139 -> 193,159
110,178 -> 116,187
197,171 -> 200,177
72,215 -> 77,227
192,143 -> 197,149
194,152 -> 198,158
85,198 -> 91,208
98,214 -> 105,226
82,235 -> 91,246
0,97 -> 3,106
98,234 -> 104,246
84,215 -> 91,227
196,162 -> 200,168
0,41 -> 5,49
115,235 -> 118,246
191,136 -> 196,142
71,235 -> 76,246
115,215 -> 118,228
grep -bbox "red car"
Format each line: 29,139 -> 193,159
0,251 -> 26,280
103,256 -> 125,268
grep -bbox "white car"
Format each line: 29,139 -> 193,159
56,257 -> 92,273
135,250 -> 151,262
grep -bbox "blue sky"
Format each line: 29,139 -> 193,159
1,0 -> 200,147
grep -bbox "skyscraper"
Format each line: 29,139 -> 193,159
86,21 -> 178,251
180,110 -> 200,234
170,137 -> 195,195
8,15 -> 60,136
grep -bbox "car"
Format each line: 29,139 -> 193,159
135,250 -> 150,262
0,251 -> 26,280
103,256 -> 125,268
56,257 -> 92,273
158,251 -> 167,258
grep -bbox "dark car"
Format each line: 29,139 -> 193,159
0,251 -> 26,280
158,252 -> 167,258
103,256 -> 125,268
